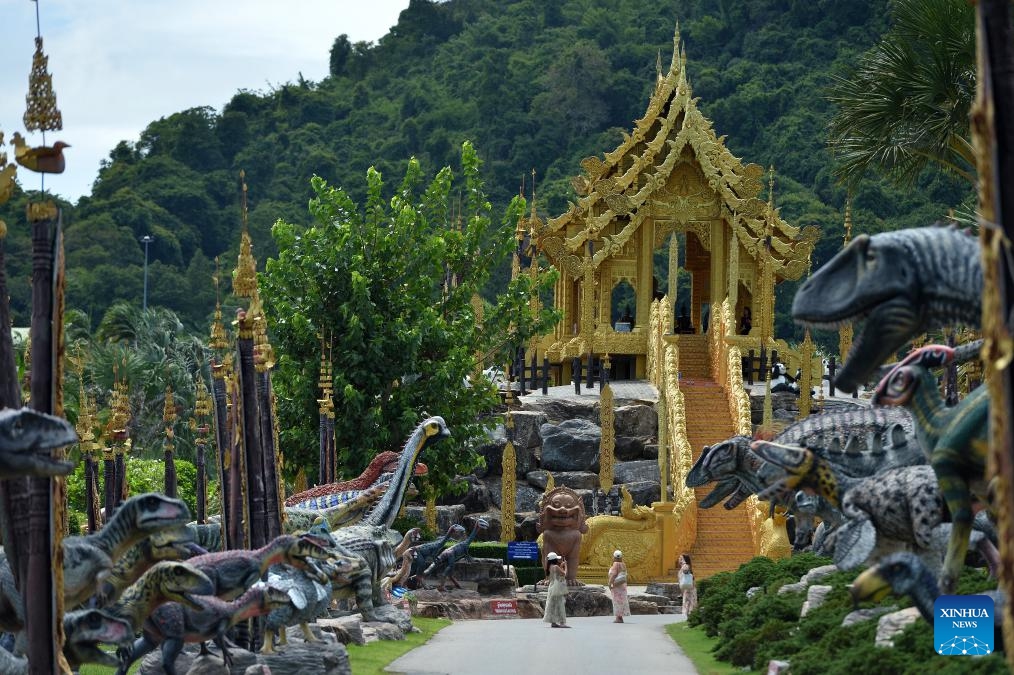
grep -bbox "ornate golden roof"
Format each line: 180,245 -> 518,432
536,25 -> 817,282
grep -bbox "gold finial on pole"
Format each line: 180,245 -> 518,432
233,171 -> 258,298
23,37 -> 62,133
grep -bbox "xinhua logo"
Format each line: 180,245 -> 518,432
934,595 -> 994,655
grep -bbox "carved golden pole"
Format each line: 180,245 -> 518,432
193,376 -> 212,523
798,329 -> 814,419
425,490 -> 437,534
668,233 -> 679,330
728,226 -> 739,313
598,382 -> 615,492
657,384 -> 669,502
501,412 -> 517,543
838,199 -> 854,362
162,385 -> 178,498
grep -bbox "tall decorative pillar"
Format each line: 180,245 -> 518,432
598,383 -> 615,492
838,199 -> 854,361
162,386 -> 178,498
501,412 -> 517,543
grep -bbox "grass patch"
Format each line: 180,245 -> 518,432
666,622 -> 759,675
348,616 -> 451,675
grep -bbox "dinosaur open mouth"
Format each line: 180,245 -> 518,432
4,451 -> 75,477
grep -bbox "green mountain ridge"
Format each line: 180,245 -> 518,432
0,0 -> 970,347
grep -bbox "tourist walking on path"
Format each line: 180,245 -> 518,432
679,553 -> 697,615
608,549 -> 631,623
543,552 -> 571,628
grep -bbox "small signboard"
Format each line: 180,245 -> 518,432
490,599 -> 518,616
507,541 -> 539,561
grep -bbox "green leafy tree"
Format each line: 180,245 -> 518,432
262,141 -> 558,493
827,0 -> 976,188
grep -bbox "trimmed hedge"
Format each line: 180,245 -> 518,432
469,541 -> 545,586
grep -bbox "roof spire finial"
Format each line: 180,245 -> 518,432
670,21 -> 681,77
843,195 -> 853,246
530,168 -> 537,219
656,49 -> 663,83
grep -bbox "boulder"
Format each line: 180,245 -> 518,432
563,586 -> 613,617
516,512 -> 540,541
614,404 -> 657,438
363,621 -> 406,642
139,638 -> 351,675
645,582 -> 683,601
525,470 -> 599,491
438,475 -> 492,513
403,504 -> 464,534
800,584 -> 833,617
511,410 -> 548,449
463,510 -> 502,542
473,424 -> 506,478
522,398 -> 598,424
613,460 -> 661,484
630,593 -> 673,609
621,480 -> 660,506
875,607 -> 921,648
642,443 -> 659,460
488,479 -> 543,514
841,605 -> 898,628
629,598 -> 661,615
318,616 -> 366,646
615,436 -> 649,461
540,419 -> 601,472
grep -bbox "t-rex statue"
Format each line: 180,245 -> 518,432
871,344 -> 990,594
117,582 -> 290,675
791,225 -> 982,393
0,406 -> 78,477
285,450 -> 428,506
537,486 -> 588,585
752,440 -> 999,578
421,518 -> 488,591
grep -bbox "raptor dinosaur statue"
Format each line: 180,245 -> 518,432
792,225 -> 982,393
97,525 -> 206,606
328,416 -> 450,628
422,518 -> 489,591
104,561 -> 215,634
851,552 -> 1006,651
871,344 -> 990,594
116,582 -> 290,675
393,523 -> 466,589
752,439 -> 998,576
285,450 -> 428,506
0,608 -> 134,673
0,406 -> 77,477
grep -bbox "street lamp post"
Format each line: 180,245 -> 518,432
141,235 -> 154,311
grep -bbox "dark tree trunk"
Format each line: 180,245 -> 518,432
163,448 -> 177,498
0,231 -> 26,593
227,374 -> 244,551
258,371 -> 281,540
84,456 -> 97,533
211,365 -> 231,545
195,438 -> 207,524
103,455 -> 115,520
319,413 -> 329,484
237,328 -> 267,550
27,211 -> 59,674
114,451 -> 125,507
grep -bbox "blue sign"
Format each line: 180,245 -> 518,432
507,541 -> 540,561
934,594 -> 995,655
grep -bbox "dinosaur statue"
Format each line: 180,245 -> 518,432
64,492 -> 192,608
328,416 -> 450,627
262,568 -> 330,654
285,450 -> 428,506
186,534 -> 333,601
851,552 -> 1006,650
399,523 -> 467,588
394,527 -> 422,558
792,225 -> 982,393
422,518 -> 489,591
871,344 -> 990,593
185,522 -> 225,553
0,406 -> 77,477
752,440 -> 999,576
97,525 -> 205,606
116,582 -> 290,675
105,561 -> 215,633
284,481 -> 390,532
0,608 -> 135,673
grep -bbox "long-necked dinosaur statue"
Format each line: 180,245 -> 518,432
752,439 -> 999,576
285,450 -> 428,506
328,416 -> 450,628
871,344 -> 990,594
116,582 -> 290,675
792,225 -> 982,393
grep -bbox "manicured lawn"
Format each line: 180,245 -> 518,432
79,617 -> 451,675
347,616 -> 451,675
666,622 -> 760,675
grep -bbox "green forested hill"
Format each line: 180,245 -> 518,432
0,0 -> 971,345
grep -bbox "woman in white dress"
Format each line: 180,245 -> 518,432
543,552 -> 570,628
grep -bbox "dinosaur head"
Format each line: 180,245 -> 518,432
121,492 -> 191,533
850,552 -> 935,606
751,440 -> 816,504
63,609 -> 134,668
698,477 -> 747,509
686,437 -> 752,487
0,407 -> 78,477
148,525 -> 202,560
793,232 -> 929,393
278,534 -> 331,568
447,524 -> 467,540
149,561 -> 215,611
872,345 -> 954,407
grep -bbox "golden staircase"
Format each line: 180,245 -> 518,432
678,336 -> 757,579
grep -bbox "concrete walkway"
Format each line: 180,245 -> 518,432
386,613 -> 697,675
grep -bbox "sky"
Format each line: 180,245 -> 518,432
0,0 -> 411,202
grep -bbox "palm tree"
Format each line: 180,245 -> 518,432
827,0 -> 976,188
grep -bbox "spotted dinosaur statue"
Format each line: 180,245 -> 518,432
97,525 -> 206,606
285,450 -> 429,506
0,406 -> 78,477
752,440 -> 999,576
871,344 -> 990,594
792,225 -> 982,393
422,518 -> 489,591
329,416 -> 450,628
262,568 -> 330,654
117,582 -> 290,675
64,492 -> 192,609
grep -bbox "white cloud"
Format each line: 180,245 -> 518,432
0,0 -> 409,201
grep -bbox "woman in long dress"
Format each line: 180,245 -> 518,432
679,553 -> 697,615
608,549 -> 631,623
543,552 -> 570,628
